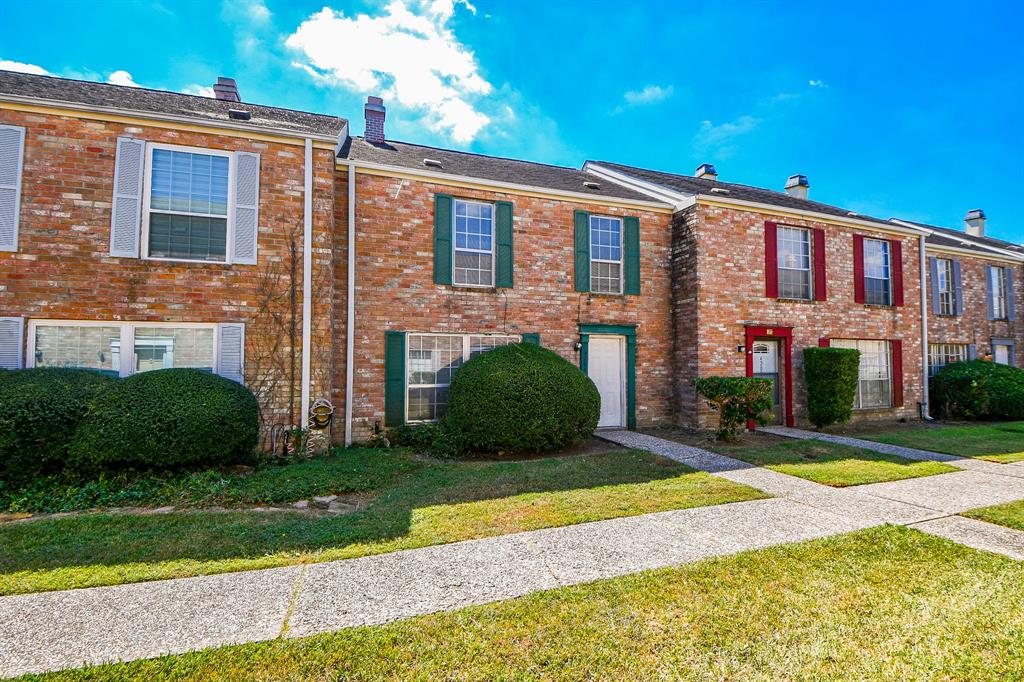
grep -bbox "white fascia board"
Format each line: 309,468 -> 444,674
584,162 -> 696,210
890,218 -> 1024,262
923,242 -> 1024,263
346,159 -> 674,210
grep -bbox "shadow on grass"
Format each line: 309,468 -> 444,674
0,449 -> 699,574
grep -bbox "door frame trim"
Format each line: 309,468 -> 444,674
744,325 -> 794,428
579,323 -> 636,429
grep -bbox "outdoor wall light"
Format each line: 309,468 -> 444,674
737,345 -> 746,353
573,341 -> 583,351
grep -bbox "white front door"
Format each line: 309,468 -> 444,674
995,344 -> 1011,365
588,335 -> 626,428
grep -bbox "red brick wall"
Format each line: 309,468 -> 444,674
926,252 -> 1024,367
334,171 -> 675,441
686,202 -> 925,428
0,108 -> 336,432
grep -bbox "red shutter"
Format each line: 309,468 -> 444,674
813,228 -> 827,301
818,338 -> 830,347
891,339 -> 904,407
890,239 -> 904,306
853,235 -> 865,304
764,222 -> 778,298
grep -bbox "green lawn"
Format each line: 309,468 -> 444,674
862,421 -> 1024,463
22,526 -> 1024,682
962,500 -> 1024,531
711,439 -> 957,487
0,448 -> 766,596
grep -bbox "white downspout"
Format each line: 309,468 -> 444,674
344,161 -> 356,445
300,138 -> 313,427
919,234 -> 932,420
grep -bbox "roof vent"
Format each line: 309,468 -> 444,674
847,211 -> 859,217
709,187 -> 730,194
964,208 -> 986,237
213,77 -> 241,103
423,158 -> 443,168
583,181 -> 601,190
695,163 -> 718,180
785,174 -> 809,199
228,109 -> 251,121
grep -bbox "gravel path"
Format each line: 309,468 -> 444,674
3,430 -> 1024,677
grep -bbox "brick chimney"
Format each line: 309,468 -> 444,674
785,174 -> 809,199
364,96 -> 386,144
213,77 -> 241,102
695,163 -> 718,180
964,208 -> 986,237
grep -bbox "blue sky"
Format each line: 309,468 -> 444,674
2,0 -> 1022,241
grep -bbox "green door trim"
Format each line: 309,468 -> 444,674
578,323 -> 636,430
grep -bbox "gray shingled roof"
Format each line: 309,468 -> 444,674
893,218 -> 1024,257
341,137 -> 660,202
0,70 -> 347,138
589,160 -> 900,228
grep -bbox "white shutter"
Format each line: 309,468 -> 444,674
0,317 -> 24,370
0,125 -> 26,252
109,137 -> 145,257
231,151 -> 260,265
216,323 -> 245,384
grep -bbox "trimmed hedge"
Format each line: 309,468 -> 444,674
439,343 -> 600,456
69,368 -> 259,472
932,360 -> 1024,421
0,368 -> 116,482
693,376 -> 774,441
804,347 -> 861,429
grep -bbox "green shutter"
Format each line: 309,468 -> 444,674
384,331 -> 406,426
574,210 -> 590,292
495,200 -> 514,288
433,194 -> 453,285
521,333 -> 540,345
624,215 -> 640,295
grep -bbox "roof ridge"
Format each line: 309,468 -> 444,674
355,136 -> 592,174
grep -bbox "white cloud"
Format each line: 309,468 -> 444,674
0,59 -> 49,75
623,84 -> 673,106
222,0 -> 271,24
693,115 -> 760,159
182,84 -> 216,97
285,1 -> 492,142
809,79 -> 828,88
107,70 -> 141,87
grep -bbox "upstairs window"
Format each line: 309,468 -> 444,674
144,146 -> 231,262
936,258 -> 955,316
590,215 -> 623,294
453,199 -> 494,286
863,238 -> 891,306
777,226 -> 812,300
989,266 -> 1009,320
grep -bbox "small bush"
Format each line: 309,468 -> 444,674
439,343 -> 600,456
387,423 -> 441,450
804,347 -> 861,429
0,368 -> 116,483
693,376 -> 774,441
932,360 -> 1024,420
69,369 -> 259,473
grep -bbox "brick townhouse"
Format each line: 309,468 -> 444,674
0,70 -> 1020,443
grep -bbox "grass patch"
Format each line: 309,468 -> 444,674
711,439 -> 957,486
862,421 -> 1024,463
22,526 -> 1024,681
0,449 -> 766,596
962,500 -> 1024,531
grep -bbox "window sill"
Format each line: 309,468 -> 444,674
774,297 -> 817,304
144,256 -> 234,266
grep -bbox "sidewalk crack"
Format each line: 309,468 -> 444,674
278,565 -> 308,639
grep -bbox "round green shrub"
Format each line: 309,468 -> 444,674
69,369 -> 259,472
932,360 -> 1024,421
0,368 -> 116,482
693,376 -> 774,441
803,347 -> 861,429
439,343 -> 600,456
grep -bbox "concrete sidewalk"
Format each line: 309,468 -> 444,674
3,430 -> 1024,677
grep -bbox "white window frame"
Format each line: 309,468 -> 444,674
405,331 -> 521,423
141,142 -> 236,264
990,266 -> 1008,320
776,225 -> 814,301
589,214 -> 624,295
936,258 -> 955,316
451,198 -> 496,288
26,320 -> 220,378
832,339 -> 893,410
863,238 -> 892,306
993,343 -> 1012,366
928,342 -> 968,376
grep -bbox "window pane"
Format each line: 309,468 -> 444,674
150,149 -> 229,216
864,277 -> 891,306
149,213 -> 227,261
133,327 -> 214,374
408,386 -> 448,422
590,216 -> 622,263
469,335 -> 519,359
938,259 -> 955,316
591,260 -> 621,294
34,325 -> 120,376
832,339 -> 891,409
454,250 -> 492,287
453,200 -> 494,286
